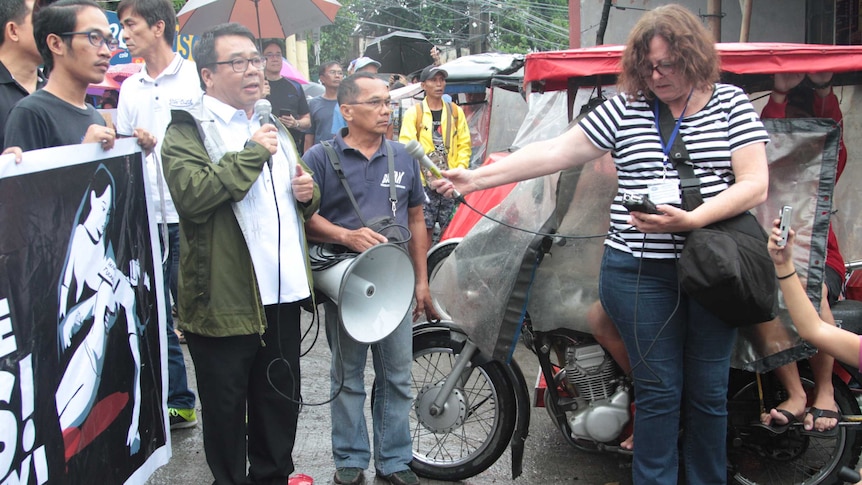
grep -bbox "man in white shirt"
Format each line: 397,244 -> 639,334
115,0 -> 201,430
161,22 -> 319,485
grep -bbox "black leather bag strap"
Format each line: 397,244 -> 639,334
321,140 -> 368,226
321,140 -> 398,223
657,100 -> 704,211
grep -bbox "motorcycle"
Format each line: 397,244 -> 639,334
410,258 -> 862,485
408,43 -> 862,485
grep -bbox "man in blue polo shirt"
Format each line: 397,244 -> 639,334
304,71 -> 437,485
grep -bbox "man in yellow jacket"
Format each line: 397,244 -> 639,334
398,65 -> 471,247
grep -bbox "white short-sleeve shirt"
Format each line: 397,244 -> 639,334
117,53 -> 202,224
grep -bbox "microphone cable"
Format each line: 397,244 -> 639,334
268,196 -> 353,408
624,232 -> 683,386
455,194 -> 641,241
263,158 -> 303,408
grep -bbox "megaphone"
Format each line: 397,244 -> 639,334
312,243 -> 415,343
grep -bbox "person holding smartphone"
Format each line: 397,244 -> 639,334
261,38 -> 310,152
756,72 -> 847,435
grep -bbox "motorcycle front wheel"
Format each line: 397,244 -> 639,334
410,330 -> 517,481
727,371 -> 862,485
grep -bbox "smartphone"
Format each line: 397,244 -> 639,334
777,205 -> 792,248
279,109 -> 294,118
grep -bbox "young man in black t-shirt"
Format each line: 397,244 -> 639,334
4,0 -> 155,152
261,38 -> 310,152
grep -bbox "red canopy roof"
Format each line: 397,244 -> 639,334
525,43 -> 862,92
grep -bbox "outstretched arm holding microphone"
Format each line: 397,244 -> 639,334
428,125 -> 605,199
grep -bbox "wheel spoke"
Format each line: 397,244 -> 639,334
410,337 -> 515,480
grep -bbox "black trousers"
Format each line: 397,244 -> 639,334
186,303 -> 302,485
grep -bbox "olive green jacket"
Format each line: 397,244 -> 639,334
162,109 -> 319,337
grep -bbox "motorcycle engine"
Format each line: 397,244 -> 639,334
563,343 -> 630,444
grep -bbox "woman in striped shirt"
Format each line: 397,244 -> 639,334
433,5 -> 769,484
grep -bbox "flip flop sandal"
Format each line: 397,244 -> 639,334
801,407 -> 841,437
750,408 -> 800,434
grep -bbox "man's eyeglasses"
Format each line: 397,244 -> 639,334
59,31 -> 119,50
326,70 -> 344,77
212,57 -> 265,73
640,61 -> 676,78
346,98 -> 392,110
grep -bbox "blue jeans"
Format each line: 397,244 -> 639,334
161,223 -> 195,409
324,301 -> 413,475
599,247 -> 736,485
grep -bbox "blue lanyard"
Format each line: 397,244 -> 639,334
653,89 -> 694,170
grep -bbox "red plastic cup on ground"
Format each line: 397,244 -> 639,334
288,473 -> 314,485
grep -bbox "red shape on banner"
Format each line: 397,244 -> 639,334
62,392 -> 129,462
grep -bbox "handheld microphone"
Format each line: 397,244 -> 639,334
404,140 -> 464,202
253,99 -> 273,169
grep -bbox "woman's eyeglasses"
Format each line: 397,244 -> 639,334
640,61 -> 677,78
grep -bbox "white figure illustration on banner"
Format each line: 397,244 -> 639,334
55,165 -> 150,460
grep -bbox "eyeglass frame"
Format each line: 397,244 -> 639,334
263,53 -> 283,60
640,60 -> 677,78
58,31 -> 119,50
345,98 -> 392,110
210,56 -> 265,73
324,69 -> 344,77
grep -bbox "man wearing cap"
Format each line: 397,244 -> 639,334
334,56 -> 382,136
347,56 -> 380,76
398,64 -> 470,246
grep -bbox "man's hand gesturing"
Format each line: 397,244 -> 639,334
292,165 -> 314,203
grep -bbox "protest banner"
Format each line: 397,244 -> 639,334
0,139 -> 168,484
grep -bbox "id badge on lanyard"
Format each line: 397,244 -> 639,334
651,91 -> 693,206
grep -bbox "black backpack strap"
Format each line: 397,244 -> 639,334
657,100 -> 703,211
321,140 -> 367,226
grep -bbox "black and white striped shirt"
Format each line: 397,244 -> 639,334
579,83 -> 769,259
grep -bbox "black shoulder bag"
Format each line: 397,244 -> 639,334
657,101 -> 778,327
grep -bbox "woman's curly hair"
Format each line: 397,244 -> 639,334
618,4 -> 720,101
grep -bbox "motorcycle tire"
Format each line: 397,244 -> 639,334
726,370 -> 862,485
426,239 -> 459,284
425,239 -> 459,321
410,330 -> 517,481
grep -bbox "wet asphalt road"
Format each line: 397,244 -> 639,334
145,308 -> 634,485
